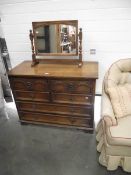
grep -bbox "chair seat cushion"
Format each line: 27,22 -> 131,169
106,115 -> 131,146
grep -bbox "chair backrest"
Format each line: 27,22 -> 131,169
104,59 -> 131,90
104,59 -> 131,119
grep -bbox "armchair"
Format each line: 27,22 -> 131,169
96,59 -> 131,172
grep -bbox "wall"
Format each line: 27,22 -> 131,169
0,0 -> 131,94
0,23 -> 4,37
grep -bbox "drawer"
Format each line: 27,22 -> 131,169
50,80 -> 95,94
10,77 -> 48,92
14,91 -> 50,102
17,101 -> 92,117
52,93 -> 93,105
19,111 -> 92,128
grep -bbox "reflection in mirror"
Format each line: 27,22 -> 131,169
34,24 -> 77,54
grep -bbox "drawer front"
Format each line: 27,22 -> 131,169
14,91 -> 50,102
50,80 -> 94,94
19,111 -> 92,128
52,93 -> 93,105
17,101 -> 92,117
10,77 -> 48,92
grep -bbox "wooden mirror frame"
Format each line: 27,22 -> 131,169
29,20 -> 82,67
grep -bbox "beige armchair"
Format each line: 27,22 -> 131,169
96,59 -> 131,172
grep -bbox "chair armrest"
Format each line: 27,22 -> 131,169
103,116 -> 117,126
101,87 -> 117,126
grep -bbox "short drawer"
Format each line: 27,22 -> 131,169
19,111 -> 92,128
10,77 -> 48,92
14,91 -> 50,102
17,101 -> 92,117
50,79 -> 95,94
52,93 -> 93,105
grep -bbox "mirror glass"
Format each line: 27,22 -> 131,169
33,20 -> 78,56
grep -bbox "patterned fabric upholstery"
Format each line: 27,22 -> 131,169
104,59 -> 131,118
107,84 -> 131,118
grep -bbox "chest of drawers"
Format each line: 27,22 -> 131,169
8,61 -> 98,132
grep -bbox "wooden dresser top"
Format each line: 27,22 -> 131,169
8,61 -> 98,79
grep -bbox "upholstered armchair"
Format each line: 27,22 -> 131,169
96,59 -> 131,172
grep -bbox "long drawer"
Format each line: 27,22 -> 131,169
17,101 -> 92,117
19,111 -> 92,128
50,79 -> 95,94
14,91 -> 93,105
10,77 -> 48,92
14,91 -> 50,102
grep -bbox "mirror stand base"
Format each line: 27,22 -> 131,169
31,61 -> 39,67
78,62 -> 83,67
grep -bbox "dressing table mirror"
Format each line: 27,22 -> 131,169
29,20 -> 82,66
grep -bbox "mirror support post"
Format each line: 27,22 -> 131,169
78,28 -> 83,67
29,30 -> 39,66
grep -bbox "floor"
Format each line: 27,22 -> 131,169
0,97 -> 129,175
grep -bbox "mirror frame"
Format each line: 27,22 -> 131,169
32,20 -> 78,56
29,20 -> 82,67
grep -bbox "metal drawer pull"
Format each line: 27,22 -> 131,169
27,82 -> 32,86
67,83 -> 75,91
27,82 -> 32,88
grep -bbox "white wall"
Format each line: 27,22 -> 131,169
0,0 -> 131,94
0,23 -> 4,37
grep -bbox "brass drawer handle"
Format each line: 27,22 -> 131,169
27,82 -> 32,90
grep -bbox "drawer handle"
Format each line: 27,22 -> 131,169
27,82 -> 32,89
69,97 -> 73,101
67,83 -> 75,91
85,96 -> 89,100
27,82 -> 32,86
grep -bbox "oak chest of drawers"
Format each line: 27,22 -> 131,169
8,61 -> 98,132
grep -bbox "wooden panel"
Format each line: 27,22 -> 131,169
19,111 -> 92,128
14,91 -> 50,102
52,93 -> 93,105
17,101 -> 92,117
10,77 -> 48,91
50,80 -> 95,94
